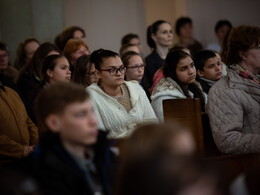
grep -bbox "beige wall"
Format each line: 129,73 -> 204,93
63,0 -> 148,55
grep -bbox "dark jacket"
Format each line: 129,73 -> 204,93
197,77 -> 211,94
28,131 -> 116,195
142,50 -> 165,91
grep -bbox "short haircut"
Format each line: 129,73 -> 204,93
0,41 -> 9,53
193,50 -> 217,71
121,33 -> 139,46
215,20 -> 232,33
226,25 -> 260,65
36,82 -> 89,130
175,17 -> 192,35
63,38 -> 89,65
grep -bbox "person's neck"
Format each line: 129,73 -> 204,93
61,139 -> 87,159
156,45 -> 169,60
239,62 -> 260,75
178,37 -> 193,47
101,84 -> 122,97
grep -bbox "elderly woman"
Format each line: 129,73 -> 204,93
206,25 -> 260,154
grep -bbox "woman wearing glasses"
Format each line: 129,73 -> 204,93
87,49 -> 158,138
121,51 -> 145,83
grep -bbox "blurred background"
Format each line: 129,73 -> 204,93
1,0 -> 260,62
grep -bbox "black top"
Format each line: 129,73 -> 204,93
142,50 -> 165,94
197,77 -> 211,94
26,131 -> 116,195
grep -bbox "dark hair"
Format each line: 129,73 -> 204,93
42,55 -> 65,82
119,44 -> 139,57
54,26 -> 86,51
147,20 -> 168,49
72,54 -> 92,87
215,20 -> 232,33
14,38 -> 40,70
169,46 -> 190,54
121,51 -> 143,68
193,50 -> 217,71
175,17 -> 192,35
163,50 -> 205,110
0,41 -> 9,53
90,49 -> 119,71
36,82 -> 89,131
121,33 -> 139,45
226,25 -> 260,65
17,42 -> 60,82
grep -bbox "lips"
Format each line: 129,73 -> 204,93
216,72 -> 222,77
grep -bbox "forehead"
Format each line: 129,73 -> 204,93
158,23 -> 171,31
177,56 -> 193,67
56,56 -> 69,64
129,38 -> 140,44
205,57 -> 219,65
73,30 -> 84,37
102,56 -> 122,67
0,49 -> 7,54
62,99 -> 91,115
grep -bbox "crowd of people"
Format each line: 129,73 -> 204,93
0,16 -> 260,194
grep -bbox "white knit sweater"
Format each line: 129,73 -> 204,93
87,81 -> 158,138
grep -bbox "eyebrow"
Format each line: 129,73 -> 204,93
107,65 -> 124,68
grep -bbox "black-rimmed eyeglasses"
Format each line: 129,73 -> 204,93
99,65 -> 126,76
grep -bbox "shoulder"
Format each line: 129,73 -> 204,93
151,78 -> 184,99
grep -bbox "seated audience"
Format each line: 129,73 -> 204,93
174,17 -> 203,56
194,50 -> 223,94
72,54 -> 98,87
87,49 -> 157,138
116,123 -> 229,195
0,41 -> 18,81
121,33 -> 142,53
29,83 -> 115,195
142,20 -> 173,92
63,38 -> 90,67
54,26 -> 86,51
151,50 -> 206,122
150,46 -> 190,95
0,85 -> 38,165
16,42 -> 60,118
206,25 -> 260,154
29,55 -> 71,125
14,38 -> 40,70
121,51 -> 145,83
207,20 -> 232,53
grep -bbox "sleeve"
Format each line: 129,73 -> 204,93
27,116 -> 39,146
151,95 -> 175,123
89,96 -> 106,132
140,88 -> 158,124
206,87 -> 260,154
0,134 -> 24,160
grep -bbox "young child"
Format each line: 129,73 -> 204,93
151,50 -> 206,122
29,82 -> 115,195
193,50 -> 222,94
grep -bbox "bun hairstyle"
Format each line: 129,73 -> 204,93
147,20 -> 168,49
90,49 -> 119,71
163,50 -> 205,110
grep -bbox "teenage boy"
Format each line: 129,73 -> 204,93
29,82 -> 115,195
194,50 -> 223,94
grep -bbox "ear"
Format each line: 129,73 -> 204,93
197,69 -> 204,77
239,50 -> 247,61
45,114 -> 62,133
46,69 -> 53,78
151,33 -> 157,43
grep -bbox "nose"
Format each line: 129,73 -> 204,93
188,67 -> 194,75
215,65 -> 222,71
89,112 -> 98,126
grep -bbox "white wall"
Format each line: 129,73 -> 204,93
185,0 -> 260,48
63,0 -> 148,55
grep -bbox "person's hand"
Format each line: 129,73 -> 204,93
23,146 -> 34,157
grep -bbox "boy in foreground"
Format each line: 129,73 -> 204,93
30,82 -> 115,195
